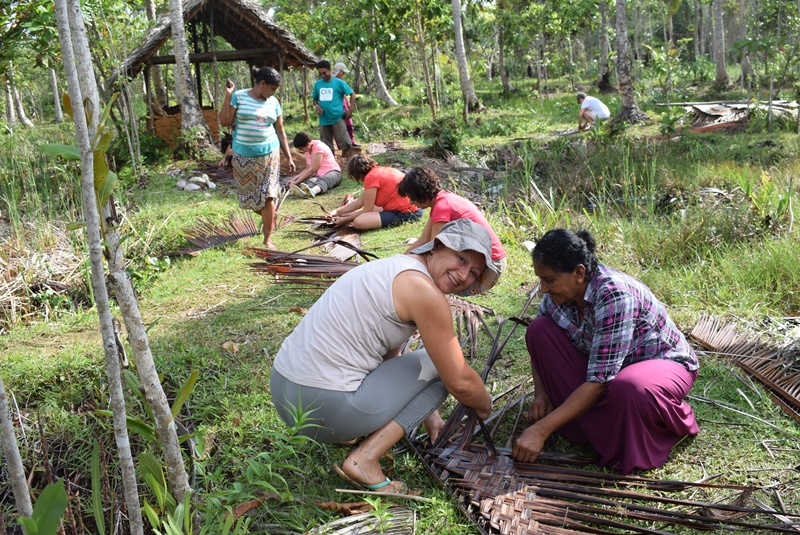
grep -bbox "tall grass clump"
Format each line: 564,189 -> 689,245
0,125 -> 84,244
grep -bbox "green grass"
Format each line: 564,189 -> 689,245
2,84 -> 800,533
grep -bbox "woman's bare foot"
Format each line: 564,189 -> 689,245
341,421 -> 406,492
340,459 -> 405,493
263,239 -> 276,249
423,411 -> 445,444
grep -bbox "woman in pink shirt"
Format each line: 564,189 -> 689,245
399,166 -> 507,279
286,132 -> 342,198
332,154 -> 423,230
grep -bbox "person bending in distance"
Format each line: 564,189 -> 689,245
576,92 -> 610,130
270,219 -> 497,492
513,228 -> 699,474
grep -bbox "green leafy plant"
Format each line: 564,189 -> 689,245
17,481 -> 68,535
737,169 -> 792,231
659,110 -> 684,136
363,496 -> 395,533
38,92 -> 121,232
422,117 -> 463,156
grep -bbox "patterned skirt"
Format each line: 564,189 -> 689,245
232,148 -> 281,211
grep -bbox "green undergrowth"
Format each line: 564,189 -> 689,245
3,94 -> 800,532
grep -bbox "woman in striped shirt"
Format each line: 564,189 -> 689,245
220,67 -> 295,248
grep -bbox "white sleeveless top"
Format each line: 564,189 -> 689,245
273,255 -> 430,391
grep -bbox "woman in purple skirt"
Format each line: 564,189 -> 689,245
512,229 -> 699,474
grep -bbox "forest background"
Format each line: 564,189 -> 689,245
1,0 -> 800,533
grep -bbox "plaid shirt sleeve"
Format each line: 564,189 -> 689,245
587,284 -> 636,382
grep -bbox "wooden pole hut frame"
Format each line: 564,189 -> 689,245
105,0 -> 318,147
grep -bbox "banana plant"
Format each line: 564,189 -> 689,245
37,92 -> 120,233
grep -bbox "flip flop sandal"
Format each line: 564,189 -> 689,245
333,463 -> 407,494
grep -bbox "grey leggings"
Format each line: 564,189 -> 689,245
270,349 -> 447,444
306,170 -> 342,194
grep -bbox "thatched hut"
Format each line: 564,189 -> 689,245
107,0 -> 318,147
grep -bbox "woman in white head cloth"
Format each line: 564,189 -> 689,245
270,219 -> 498,493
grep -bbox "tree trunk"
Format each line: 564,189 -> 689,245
415,6 -> 437,116
693,0 -> 701,60
4,75 -> 17,126
7,68 -> 34,128
53,2 -> 146,534
0,376 -> 34,525
597,0 -> 615,92
712,0 -> 731,86
612,0 -> 648,124
68,0 -> 193,502
737,0 -> 751,84
498,23 -> 514,92
369,11 -> 398,107
452,0 -> 482,111
169,0 -> 213,149
50,68 -> 64,123
145,0 -> 168,108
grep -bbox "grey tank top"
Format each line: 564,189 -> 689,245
273,255 -> 430,391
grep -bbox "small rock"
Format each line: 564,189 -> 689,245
189,175 -> 208,186
176,179 -> 187,189
207,181 -> 217,190
183,183 -> 202,191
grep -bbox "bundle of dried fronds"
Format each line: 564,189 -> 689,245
305,227 -> 366,262
411,442 -> 800,535
0,222 -> 87,332
306,506 -> 415,534
447,294 -> 496,359
248,248 -> 360,289
170,212 -> 259,256
691,315 -> 800,425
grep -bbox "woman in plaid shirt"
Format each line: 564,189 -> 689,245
513,228 -> 699,474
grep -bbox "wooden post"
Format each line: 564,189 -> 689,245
144,65 -> 155,134
302,66 -> 309,124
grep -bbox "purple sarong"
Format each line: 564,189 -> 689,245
526,316 -> 699,474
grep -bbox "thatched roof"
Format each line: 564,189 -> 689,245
107,0 -> 317,88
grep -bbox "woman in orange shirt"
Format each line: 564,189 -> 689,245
332,154 -> 423,230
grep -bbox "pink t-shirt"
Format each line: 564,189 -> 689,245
305,140 -> 341,177
430,190 -> 506,260
364,167 -> 418,213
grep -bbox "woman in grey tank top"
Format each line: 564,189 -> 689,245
271,219 -> 500,493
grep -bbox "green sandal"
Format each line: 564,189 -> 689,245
333,463 -> 407,494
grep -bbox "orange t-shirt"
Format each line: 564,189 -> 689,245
363,167 -> 418,212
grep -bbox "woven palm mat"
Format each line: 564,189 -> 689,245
402,290 -> 799,534
691,315 -> 800,425
408,441 -> 799,534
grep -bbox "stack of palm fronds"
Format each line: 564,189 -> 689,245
248,248 -> 360,289
691,315 -> 800,425
170,212 -> 260,256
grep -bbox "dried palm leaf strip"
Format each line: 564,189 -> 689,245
691,315 -> 800,425
432,284 -> 541,454
171,212 -> 260,256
